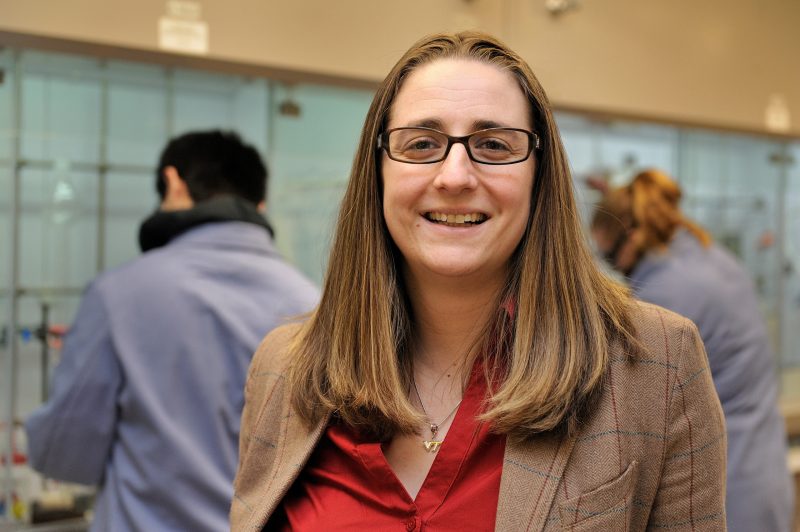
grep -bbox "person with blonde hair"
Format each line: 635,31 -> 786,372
592,168 -> 793,532
232,34 -> 726,531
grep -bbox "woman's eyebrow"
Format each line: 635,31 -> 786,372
404,119 -> 510,132
407,118 -> 444,129
471,119 -> 505,130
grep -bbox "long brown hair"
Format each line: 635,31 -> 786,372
592,168 -> 712,257
287,31 -> 638,440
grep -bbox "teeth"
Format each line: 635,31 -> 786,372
426,212 -> 487,224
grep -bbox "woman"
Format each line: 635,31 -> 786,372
232,33 -> 726,531
592,169 -> 793,532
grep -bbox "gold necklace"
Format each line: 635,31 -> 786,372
411,376 -> 462,453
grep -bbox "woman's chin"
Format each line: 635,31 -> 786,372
413,258 -> 506,284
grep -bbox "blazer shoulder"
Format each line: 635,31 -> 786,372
627,299 -> 704,364
250,322 -> 305,378
629,299 -> 697,338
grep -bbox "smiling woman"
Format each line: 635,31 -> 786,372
231,32 -> 728,531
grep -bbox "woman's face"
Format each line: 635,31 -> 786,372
381,58 -> 536,283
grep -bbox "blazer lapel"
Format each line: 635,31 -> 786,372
244,389 -> 330,530
495,431 -> 576,532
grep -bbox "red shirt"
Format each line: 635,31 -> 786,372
269,365 -> 506,531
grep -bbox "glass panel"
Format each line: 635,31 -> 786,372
232,78 -> 269,151
0,168 -> 9,431
104,171 -> 158,270
0,49 -> 13,511
106,61 -> 169,166
20,51 -> 103,164
18,167 -> 98,290
0,292 -> 7,417
268,83 -> 373,284
0,48 -> 13,161
172,69 -> 239,134
0,157 -> 11,294
782,141 -> 800,379
171,70 -> 270,154
0,49 -> 13,280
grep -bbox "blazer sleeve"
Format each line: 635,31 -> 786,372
236,329 -> 283,474
231,324 -> 298,527
648,319 -> 727,530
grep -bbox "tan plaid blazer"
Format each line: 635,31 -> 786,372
231,301 -> 726,531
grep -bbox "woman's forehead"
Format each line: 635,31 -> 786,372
387,58 -> 532,131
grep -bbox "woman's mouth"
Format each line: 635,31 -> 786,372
424,211 -> 488,227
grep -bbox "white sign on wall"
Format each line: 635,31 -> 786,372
158,1 -> 208,55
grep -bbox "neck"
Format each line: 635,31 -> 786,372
404,265 -> 505,378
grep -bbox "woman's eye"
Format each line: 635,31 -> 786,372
475,138 -> 511,151
405,138 -> 439,151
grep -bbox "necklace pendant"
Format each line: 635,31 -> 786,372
429,424 -> 439,437
423,439 -> 443,453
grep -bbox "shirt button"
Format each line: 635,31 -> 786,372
405,519 -> 416,531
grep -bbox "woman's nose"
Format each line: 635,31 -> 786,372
432,143 -> 478,193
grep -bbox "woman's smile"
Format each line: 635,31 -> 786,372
423,211 -> 488,226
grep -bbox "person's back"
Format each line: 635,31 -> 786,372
25,131 -> 319,531
592,169 -> 793,532
630,229 -> 792,531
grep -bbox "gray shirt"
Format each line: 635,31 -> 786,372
630,229 -> 793,532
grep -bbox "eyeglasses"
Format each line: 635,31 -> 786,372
377,127 -> 541,165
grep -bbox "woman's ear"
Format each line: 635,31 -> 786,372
160,166 -> 194,211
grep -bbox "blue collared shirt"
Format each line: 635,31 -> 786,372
26,222 -> 319,532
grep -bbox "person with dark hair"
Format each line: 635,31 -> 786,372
26,130 -> 319,532
232,33 -> 726,531
140,130 -> 271,252
592,168 -> 793,532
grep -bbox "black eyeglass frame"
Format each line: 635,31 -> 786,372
376,126 -> 542,165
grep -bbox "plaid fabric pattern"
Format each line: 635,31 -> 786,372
232,301 -> 726,531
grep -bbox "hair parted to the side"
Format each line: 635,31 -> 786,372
156,130 -> 267,205
287,31 -> 639,440
592,168 -> 711,255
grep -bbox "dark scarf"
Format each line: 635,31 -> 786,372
138,195 -> 274,252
